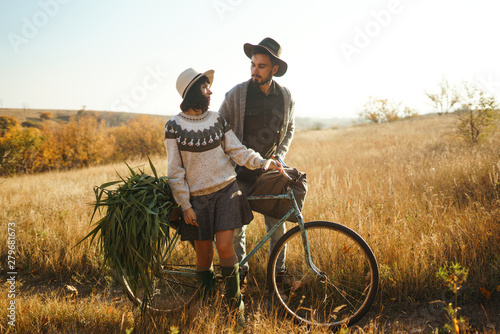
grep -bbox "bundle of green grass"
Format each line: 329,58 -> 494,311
79,159 -> 178,311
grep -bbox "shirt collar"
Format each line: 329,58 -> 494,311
249,79 -> 278,97
268,80 -> 278,96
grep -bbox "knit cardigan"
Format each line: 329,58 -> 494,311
164,111 -> 265,211
218,79 -> 295,160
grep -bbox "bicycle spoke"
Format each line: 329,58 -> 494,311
268,221 -> 378,327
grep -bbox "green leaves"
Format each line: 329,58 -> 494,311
78,158 -> 178,312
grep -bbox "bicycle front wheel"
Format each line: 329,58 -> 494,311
267,221 -> 379,327
120,226 -> 199,313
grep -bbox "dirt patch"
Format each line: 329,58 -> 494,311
356,300 -> 499,332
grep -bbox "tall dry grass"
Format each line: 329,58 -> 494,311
287,115 -> 499,303
1,114 -> 499,333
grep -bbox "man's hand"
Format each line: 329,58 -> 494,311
183,208 -> 198,227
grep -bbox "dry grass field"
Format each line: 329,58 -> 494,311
1,114 -> 499,333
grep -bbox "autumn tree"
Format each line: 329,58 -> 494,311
425,77 -> 460,115
0,126 -> 46,175
110,115 -> 165,160
0,113 -> 169,175
455,81 -> 499,144
40,114 -> 115,169
359,97 -> 418,123
0,115 -> 21,136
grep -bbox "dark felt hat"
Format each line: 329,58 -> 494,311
243,37 -> 287,77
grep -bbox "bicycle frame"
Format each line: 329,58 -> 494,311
162,187 -> 323,279
243,187 -> 323,277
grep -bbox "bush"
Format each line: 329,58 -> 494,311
40,111 -> 54,120
109,115 -> 165,160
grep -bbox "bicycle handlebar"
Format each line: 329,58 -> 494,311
263,158 -> 293,181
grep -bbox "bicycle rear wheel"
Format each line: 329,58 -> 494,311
120,226 -> 199,313
267,221 -> 379,327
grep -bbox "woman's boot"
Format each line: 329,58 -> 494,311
221,264 -> 245,330
196,268 -> 216,300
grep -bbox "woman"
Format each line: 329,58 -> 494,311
164,68 -> 282,327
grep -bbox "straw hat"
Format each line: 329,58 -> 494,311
176,68 -> 214,99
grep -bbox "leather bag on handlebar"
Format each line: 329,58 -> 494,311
246,167 -> 307,222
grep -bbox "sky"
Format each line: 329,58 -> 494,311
1,0 -> 499,119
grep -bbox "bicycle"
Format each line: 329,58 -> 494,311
120,167 -> 379,328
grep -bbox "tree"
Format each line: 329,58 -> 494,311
359,97 -> 383,123
0,115 -> 21,136
0,126 -> 46,175
359,97 -> 418,123
425,77 -> 460,115
109,115 -> 165,160
456,81 -> 499,144
40,114 -> 115,169
402,106 -> 419,119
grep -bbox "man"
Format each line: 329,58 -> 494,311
219,37 -> 295,284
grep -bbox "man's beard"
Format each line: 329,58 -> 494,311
252,73 -> 273,86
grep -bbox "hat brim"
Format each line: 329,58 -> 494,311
182,69 -> 214,99
244,43 -> 287,77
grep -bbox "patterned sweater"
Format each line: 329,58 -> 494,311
164,111 -> 265,211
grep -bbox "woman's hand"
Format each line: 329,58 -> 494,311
263,159 -> 284,173
264,157 -> 293,180
183,208 -> 198,227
